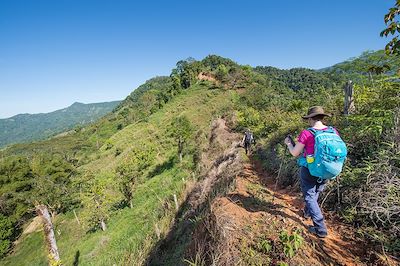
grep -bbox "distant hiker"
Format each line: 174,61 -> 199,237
284,106 -> 347,238
242,129 -> 255,155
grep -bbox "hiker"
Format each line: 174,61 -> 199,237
284,106 -> 346,238
242,129 -> 255,155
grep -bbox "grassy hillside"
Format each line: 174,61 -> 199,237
1,84 -> 234,265
0,101 -> 121,148
0,52 -> 399,265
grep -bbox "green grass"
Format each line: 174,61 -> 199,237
2,232 -> 47,266
1,86 -> 233,265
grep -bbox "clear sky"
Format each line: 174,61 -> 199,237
0,0 -> 393,118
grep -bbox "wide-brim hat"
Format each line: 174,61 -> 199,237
302,106 -> 332,119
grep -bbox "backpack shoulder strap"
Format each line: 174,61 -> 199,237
326,126 -> 336,134
308,127 -> 336,135
307,127 -> 316,135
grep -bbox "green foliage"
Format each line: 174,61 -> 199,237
215,64 -> 228,81
116,143 -> 156,207
104,139 -> 114,150
257,239 -> 272,253
183,254 -> 206,266
0,214 -> 13,258
0,153 -> 77,259
80,173 -> 117,231
254,66 -> 335,91
241,229 -> 303,265
0,239 -> 11,259
277,262 -> 289,266
240,240 -> 267,266
169,115 -> 195,160
381,1 -> 400,55
236,107 -> 264,136
279,229 -> 304,259
173,58 -> 201,89
0,156 -> 32,186
29,154 -> 76,216
201,55 -> 237,70
325,50 -> 400,82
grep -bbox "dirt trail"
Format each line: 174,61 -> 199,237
231,159 -> 367,265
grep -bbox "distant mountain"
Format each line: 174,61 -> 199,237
0,101 -> 121,148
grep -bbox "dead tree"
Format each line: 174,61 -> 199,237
36,205 -> 61,264
344,80 -> 355,115
394,107 -> 400,153
100,219 -> 107,231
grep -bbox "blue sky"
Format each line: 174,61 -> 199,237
0,0 -> 393,118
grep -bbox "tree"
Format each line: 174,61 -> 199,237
381,1 -> 400,55
215,64 -> 228,81
116,145 -> 155,208
201,55 -> 237,70
30,154 -> 76,219
0,156 -> 34,259
80,174 -> 115,231
173,58 -> 201,89
367,64 -> 391,76
0,214 -> 13,258
170,70 -> 182,95
169,116 -> 194,162
156,90 -> 169,109
138,90 -> 158,116
0,156 -> 32,185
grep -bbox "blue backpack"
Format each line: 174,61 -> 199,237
299,127 -> 347,181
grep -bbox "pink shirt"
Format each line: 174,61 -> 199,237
297,127 -> 339,156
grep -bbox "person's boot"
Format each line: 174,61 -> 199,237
308,226 -> 327,238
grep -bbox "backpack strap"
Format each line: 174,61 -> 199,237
308,127 -> 336,135
307,127 -> 316,135
327,126 -> 336,134
302,128 -> 316,157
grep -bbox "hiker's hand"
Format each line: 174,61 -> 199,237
284,137 -> 292,146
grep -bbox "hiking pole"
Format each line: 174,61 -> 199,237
272,158 -> 284,204
272,135 -> 294,203
336,174 -> 341,209
272,141 -> 289,204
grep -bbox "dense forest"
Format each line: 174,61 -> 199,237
0,50 -> 399,265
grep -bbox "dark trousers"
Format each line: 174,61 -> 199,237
244,142 -> 251,154
300,167 -> 328,234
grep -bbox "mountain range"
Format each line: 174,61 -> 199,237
0,101 -> 121,148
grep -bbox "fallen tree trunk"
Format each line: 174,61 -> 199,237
36,205 -> 61,265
